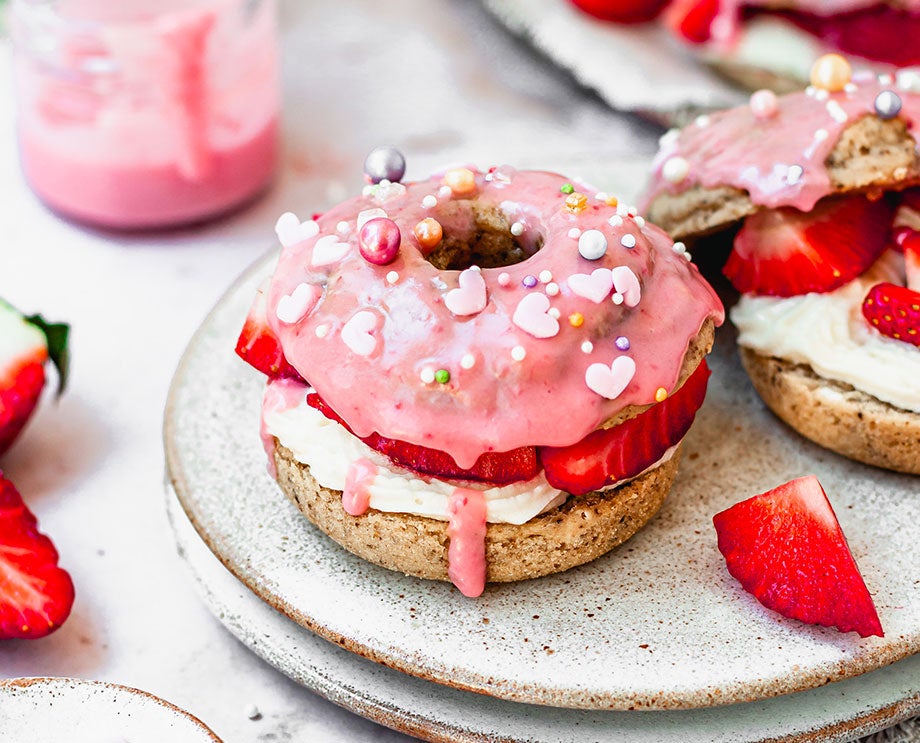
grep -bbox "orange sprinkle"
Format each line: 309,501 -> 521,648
414,218 -> 443,249
605,195 -> 619,208
568,312 -> 584,328
444,168 -> 476,195
565,192 -> 588,213
655,387 -> 668,403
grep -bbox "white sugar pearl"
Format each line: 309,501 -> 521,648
498,272 -> 511,287
568,227 -> 582,239
546,282 -> 560,297
386,271 -> 399,284
461,353 -> 476,370
511,222 -> 524,236
539,270 -> 553,283
336,220 -> 350,235
422,195 -> 437,208
511,346 -> 526,361
581,341 -> 593,354
634,216 -> 645,228
578,229 -> 608,261
548,307 -> 561,319
608,215 -> 623,227
662,156 -> 690,184
620,234 -> 637,249
315,324 -> 330,338
420,367 -> 436,384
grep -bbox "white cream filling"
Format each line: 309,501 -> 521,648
262,385 -> 678,525
731,251 -> 920,413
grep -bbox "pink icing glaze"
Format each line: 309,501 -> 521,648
342,458 -> 377,517
260,378 -> 308,479
643,75 -> 920,214
447,487 -> 488,598
267,168 -> 723,469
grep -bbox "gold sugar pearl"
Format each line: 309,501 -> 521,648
565,192 -> 588,213
810,54 -> 851,92
568,312 -> 584,328
605,195 -> 619,208
443,168 -> 477,195
414,217 -> 443,249
655,387 -> 668,403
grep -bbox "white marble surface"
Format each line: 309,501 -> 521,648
0,1 -> 662,740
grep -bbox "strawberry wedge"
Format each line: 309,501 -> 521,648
725,195 -> 893,297
0,473 -> 75,639
714,476 -> 883,638
235,281 -> 304,381
0,299 -> 69,457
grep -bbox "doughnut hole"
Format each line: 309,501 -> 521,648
423,200 -> 544,270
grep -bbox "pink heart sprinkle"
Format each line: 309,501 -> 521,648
445,267 -> 487,316
567,268 -> 614,304
512,292 -> 559,339
612,266 -> 641,307
585,356 -> 636,400
276,283 -> 321,324
312,235 -> 351,267
341,310 -> 378,356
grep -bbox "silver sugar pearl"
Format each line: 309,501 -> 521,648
874,90 -> 902,120
364,146 -> 406,184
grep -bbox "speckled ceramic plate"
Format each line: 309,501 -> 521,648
480,0 -> 746,123
164,171 -> 920,711
0,677 -> 222,742
166,481 -> 920,743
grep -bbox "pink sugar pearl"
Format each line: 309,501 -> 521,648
359,217 -> 401,265
750,89 -> 778,120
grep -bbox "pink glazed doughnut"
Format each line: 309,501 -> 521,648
242,162 -> 723,596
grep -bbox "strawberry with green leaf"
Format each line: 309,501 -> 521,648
0,299 -> 69,456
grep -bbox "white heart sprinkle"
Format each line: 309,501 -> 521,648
312,235 -> 351,267
612,266 -> 641,307
512,293 -> 559,339
275,212 -> 319,248
276,283 -> 321,324
341,311 -> 378,356
568,268 -> 613,304
444,267 -> 487,316
585,356 -> 636,400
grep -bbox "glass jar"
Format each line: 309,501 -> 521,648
12,0 -> 280,230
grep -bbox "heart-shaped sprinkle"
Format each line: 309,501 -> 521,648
357,208 -> 388,229
612,266 -> 641,307
445,267 -> 487,316
341,311 -> 378,356
312,235 -> 351,267
275,212 -> 319,248
512,293 -> 559,338
568,268 -> 613,304
585,356 -> 636,400
276,283 -> 322,324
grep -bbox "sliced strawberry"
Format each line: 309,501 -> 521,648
235,282 -> 303,381
900,188 -> 920,215
862,282 -> 920,347
725,195 -> 894,297
570,0 -> 670,24
713,476 -> 883,638
902,232 -> 920,291
0,472 -> 75,639
0,300 -> 69,457
306,393 -> 539,485
540,360 -> 710,495
664,0 -> 721,43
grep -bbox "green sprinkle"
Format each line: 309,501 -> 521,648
435,369 -> 450,384
560,183 -> 574,194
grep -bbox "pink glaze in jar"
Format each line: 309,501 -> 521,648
12,0 -> 280,230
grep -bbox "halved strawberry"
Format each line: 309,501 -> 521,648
725,195 -> 894,297
540,360 -> 710,495
713,476 -> 883,638
664,0 -> 721,43
306,393 -> 539,485
0,472 -> 75,639
570,0 -> 670,24
235,282 -> 303,381
902,231 -> 920,291
862,282 -> 920,346
0,300 -> 69,457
